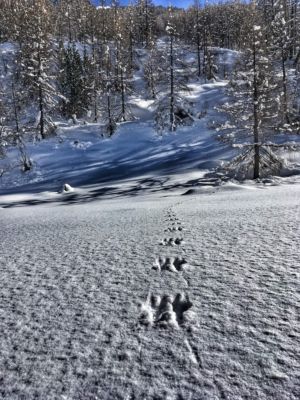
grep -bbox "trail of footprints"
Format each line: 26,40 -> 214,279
164,226 -> 184,232
161,211 -> 184,245
160,237 -> 184,246
139,208 -> 194,329
153,256 -> 188,272
139,293 -> 193,328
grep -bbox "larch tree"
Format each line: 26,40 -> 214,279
271,0 -> 292,125
192,0 -> 202,78
98,45 -> 118,137
134,0 -> 155,47
113,13 -> 135,122
0,40 -> 32,170
144,36 -> 163,99
18,0 -> 59,139
218,8 -> 283,179
59,43 -> 92,120
155,9 -> 192,132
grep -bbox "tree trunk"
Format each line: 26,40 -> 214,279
67,4 -> 72,43
145,0 -> 149,47
93,87 -> 98,122
196,7 -> 201,78
169,32 -> 175,131
120,68 -> 126,121
37,44 -> 45,139
107,91 -> 114,137
39,83 -> 45,139
196,32 -> 201,78
11,82 -> 19,133
203,27 -> 208,82
129,32 -> 134,71
281,47 -> 289,123
253,33 -> 260,180
294,49 -> 300,67
150,66 -> 156,99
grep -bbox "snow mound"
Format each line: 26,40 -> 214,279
61,183 -> 74,193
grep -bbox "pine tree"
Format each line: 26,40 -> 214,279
0,81 -> 10,160
135,0 -> 155,47
89,44 -> 103,123
112,14 -> 135,122
218,17 -> 283,179
192,0 -> 202,78
155,9 -> 192,132
271,0 -> 292,125
101,46 -> 117,137
18,0 -> 59,139
0,54 -> 32,171
124,5 -> 136,72
59,44 -> 92,120
144,37 -> 163,99
54,0 -> 93,43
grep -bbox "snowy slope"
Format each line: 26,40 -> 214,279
0,183 -> 299,399
0,79 -> 232,194
1,45 -> 299,197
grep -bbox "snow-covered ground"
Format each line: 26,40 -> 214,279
0,183 -> 299,399
0,79 -> 232,194
0,45 -> 299,196
0,43 -> 300,399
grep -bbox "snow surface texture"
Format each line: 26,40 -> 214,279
0,184 -> 299,399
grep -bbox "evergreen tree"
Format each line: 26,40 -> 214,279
18,0 -> 59,139
135,0 -> 155,47
100,46 -> 117,137
271,0 -> 292,125
155,10 -> 191,132
193,0 -> 202,78
59,44 -> 92,119
144,37 -> 163,99
113,14 -> 135,122
0,53 -> 32,171
218,18 -> 283,179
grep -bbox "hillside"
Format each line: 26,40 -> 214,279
0,44 -> 299,202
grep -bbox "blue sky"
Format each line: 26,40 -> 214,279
92,1 -> 193,8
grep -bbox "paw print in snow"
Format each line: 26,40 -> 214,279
153,257 -> 188,272
139,293 -> 193,329
160,238 -> 184,246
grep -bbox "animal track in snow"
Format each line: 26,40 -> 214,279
160,238 -> 184,246
171,221 -> 182,226
153,257 -> 188,272
164,226 -> 184,232
139,293 -> 193,328
167,217 -> 179,221
166,210 -> 176,216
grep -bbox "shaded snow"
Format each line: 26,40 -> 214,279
1,46 -> 299,196
0,48 -> 236,194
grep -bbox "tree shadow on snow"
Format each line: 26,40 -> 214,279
0,174 -> 224,209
